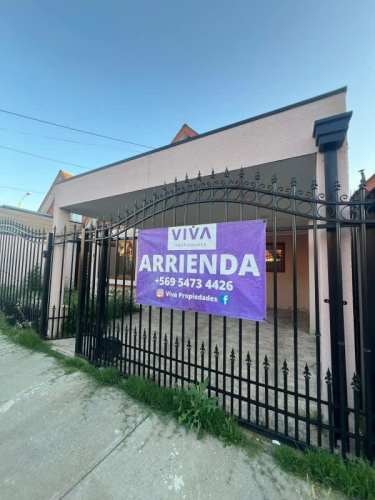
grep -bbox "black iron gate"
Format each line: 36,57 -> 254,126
71,170 -> 374,460
0,170 -> 373,459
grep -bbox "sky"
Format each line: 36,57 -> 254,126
0,0 -> 374,211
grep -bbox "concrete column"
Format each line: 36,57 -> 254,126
306,152 -> 332,388
316,223 -> 332,379
48,207 -> 71,336
313,152 -> 333,380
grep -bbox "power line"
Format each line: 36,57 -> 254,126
0,126 -> 145,153
0,144 -> 87,169
0,185 -> 44,194
0,107 -> 154,149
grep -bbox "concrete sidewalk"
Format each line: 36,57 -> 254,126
0,336 -> 341,500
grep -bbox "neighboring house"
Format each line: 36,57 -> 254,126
171,123 -> 198,143
0,205 -> 52,232
364,173 -> 375,201
0,170 -> 75,232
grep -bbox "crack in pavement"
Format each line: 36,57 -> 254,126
58,414 -> 150,500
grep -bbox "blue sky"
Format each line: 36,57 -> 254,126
0,0 -> 374,211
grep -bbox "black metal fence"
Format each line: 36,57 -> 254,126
0,220 -> 80,339
0,219 -> 47,329
0,170 -> 374,461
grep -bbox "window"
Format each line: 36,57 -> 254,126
70,213 -> 82,223
266,242 -> 285,273
109,239 -> 136,281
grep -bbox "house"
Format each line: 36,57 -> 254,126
1,88 -> 373,457
45,87 -> 357,382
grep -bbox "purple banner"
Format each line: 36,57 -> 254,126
135,220 -> 266,321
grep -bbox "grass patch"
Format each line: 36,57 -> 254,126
0,314 -> 258,456
273,444 -> 375,499
122,376 -> 255,452
0,316 -> 49,353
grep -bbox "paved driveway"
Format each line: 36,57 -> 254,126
0,335 -> 341,500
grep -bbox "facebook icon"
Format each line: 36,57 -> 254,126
219,294 -> 230,305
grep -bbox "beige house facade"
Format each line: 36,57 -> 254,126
48,87 -> 354,381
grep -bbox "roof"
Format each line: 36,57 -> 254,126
171,123 -> 198,143
0,205 -> 52,219
59,86 -> 347,184
60,170 -> 73,181
351,172 -> 375,201
38,169 -> 73,213
365,173 -> 375,192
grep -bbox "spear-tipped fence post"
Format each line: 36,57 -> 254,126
75,228 -> 90,355
94,226 -> 109,364
40,232 -> 53,339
